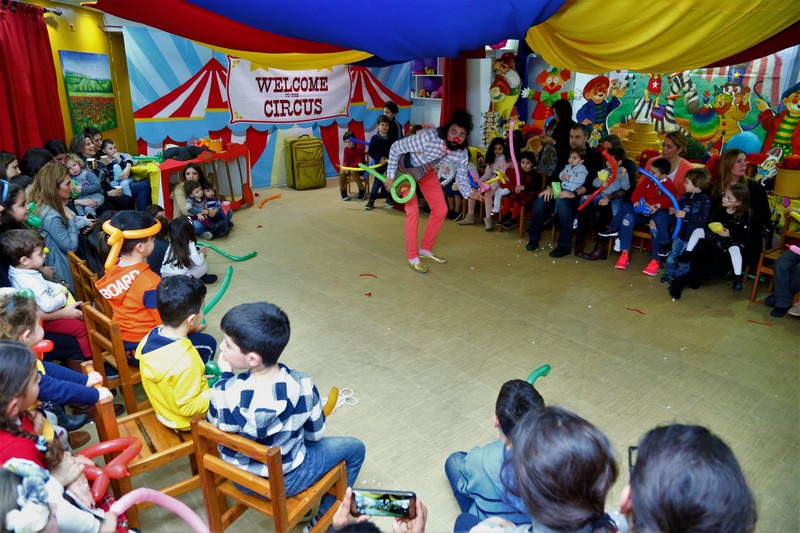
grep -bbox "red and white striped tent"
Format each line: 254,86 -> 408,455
133,58 -> 270,167
134,57 -> 228,120
319,66 -> 411,170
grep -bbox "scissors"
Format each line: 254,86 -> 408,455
322,387 -> 358,416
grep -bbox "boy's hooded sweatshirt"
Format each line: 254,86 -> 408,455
135,327 -> 210,430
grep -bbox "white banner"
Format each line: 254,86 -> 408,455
227,58 -> 352,124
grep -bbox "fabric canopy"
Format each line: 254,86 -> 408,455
89,0 -> 799,72
86,0 -> 372,69
187,0 -> 565,61
526,0 -> 800,73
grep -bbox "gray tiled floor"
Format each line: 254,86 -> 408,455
86,182 -> 797,532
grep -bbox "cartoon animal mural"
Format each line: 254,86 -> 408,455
489,52 -> 521,122
756,81 -> 800,157
521,67 -> 573,134
625,72 -> 698,133
576,75 -> 626,143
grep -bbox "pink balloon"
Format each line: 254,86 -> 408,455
109,488 -> 209,532
508,118 -> 520,190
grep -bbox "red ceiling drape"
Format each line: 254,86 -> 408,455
0,4 -> 65,158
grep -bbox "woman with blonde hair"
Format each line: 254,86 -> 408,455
644,131 -> 694,197
29,162 -> 94,290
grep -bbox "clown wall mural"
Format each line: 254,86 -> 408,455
516,47 -> 797,161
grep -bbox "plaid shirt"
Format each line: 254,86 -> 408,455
207,364 -> 326,477
387,128 -> 471,197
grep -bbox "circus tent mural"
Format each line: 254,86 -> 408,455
123,27 -> 410,188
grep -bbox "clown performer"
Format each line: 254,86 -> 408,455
385,110 -> 476,273
576,76 -> 626,140
756,82 -> 800,158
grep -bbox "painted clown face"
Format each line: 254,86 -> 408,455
713,92 -> 733,109
589,84 -> 609,103
446,125 -> 467,151
784,89 -> 800,114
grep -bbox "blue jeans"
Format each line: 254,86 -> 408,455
608,197 -> 623,217
369,177 -> 389,202
237,437 -> 366,518
607,202 -> 633,230
455,513 -> 482,533
664,237 -> 690,277
445,451 -> 473,513
191,218 -> 209,236
110,178 -> 133,197
130,179 -> 152,211
528,195 -> 578,248
618,210 -> 671,261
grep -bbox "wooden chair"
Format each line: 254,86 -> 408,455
750,214 -> 800,302
67,252 -> 87,301
191,419 -> 347,533
82,304 -> 148,414
606,224 -> 653,256
83,361 -> 200,529
76,262 -> 113,317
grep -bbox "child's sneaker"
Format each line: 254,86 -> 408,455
614,251 -> 630,269
356,189 -> 366,201
364,200 -> 375,210
201,231 -> 213,240
642,259 -> 660,276
341,191 -> 349,201
598,228 -> 618,237
660,273 -> 675,284
385,199 -> 394,208
613,238 -> 621,252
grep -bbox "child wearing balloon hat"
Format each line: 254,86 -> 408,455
208,302 -> 365,528
444,379 -> 544,524
135,276 -> 211,431
95,211 -> 216,366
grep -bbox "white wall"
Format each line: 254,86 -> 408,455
466,58 -> 492,147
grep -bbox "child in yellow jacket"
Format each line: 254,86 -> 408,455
135,275 -> 212,430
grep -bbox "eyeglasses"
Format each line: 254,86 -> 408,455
628,446 -> 638,478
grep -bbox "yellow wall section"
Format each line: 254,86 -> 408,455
32,0 -> 136,153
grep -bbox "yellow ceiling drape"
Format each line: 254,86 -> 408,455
195,43 -> 372,71
527,0 -> 800,73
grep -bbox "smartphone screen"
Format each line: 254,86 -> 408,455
351,490 -> 416,519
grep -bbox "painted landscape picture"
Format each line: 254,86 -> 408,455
59,51 -> 118,132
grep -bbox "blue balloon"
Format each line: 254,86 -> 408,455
638,168 -> 682,240
726,132 -> 763,155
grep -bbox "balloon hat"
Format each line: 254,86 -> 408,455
102,219 -> 162,271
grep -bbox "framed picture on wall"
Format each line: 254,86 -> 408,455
58,50 -> 118,132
